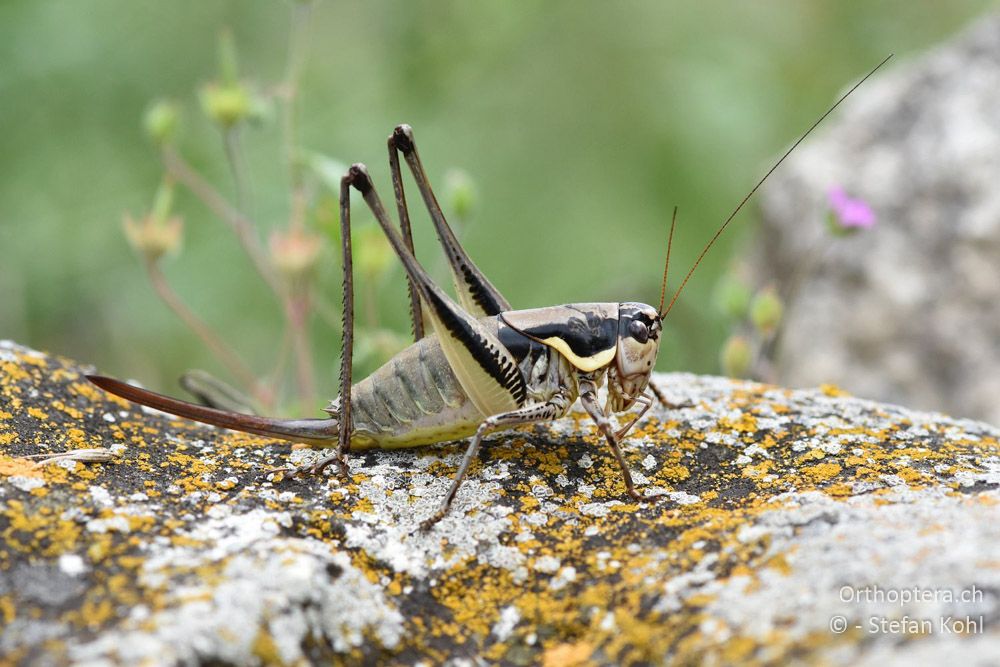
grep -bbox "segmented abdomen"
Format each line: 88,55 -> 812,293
341,334 -> 485,449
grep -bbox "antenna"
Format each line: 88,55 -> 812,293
657,206 -> 678,314
660,54 -> 893,319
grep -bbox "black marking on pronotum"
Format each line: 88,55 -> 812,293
424,289 -> 528,405
496,318 -> 548,364
502,305 -> 618,360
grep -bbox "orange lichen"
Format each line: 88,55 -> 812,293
542,641 -> 596,667
0,456 -> 42,478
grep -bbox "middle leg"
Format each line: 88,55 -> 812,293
420,393 -> 571,531
579,379 -> 665,502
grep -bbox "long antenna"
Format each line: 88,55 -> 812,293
660,54 -> 892,319
657,206 -> 678,313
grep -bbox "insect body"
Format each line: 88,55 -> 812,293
335,301 -> 659,451
89,58 -> 889,529
91,127 -> 665,530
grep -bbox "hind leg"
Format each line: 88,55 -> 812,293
266,172 -> 358,483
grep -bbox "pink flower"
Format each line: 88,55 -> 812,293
827,186 -> 876,229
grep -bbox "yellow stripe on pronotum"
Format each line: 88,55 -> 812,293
539,337 -> 617,373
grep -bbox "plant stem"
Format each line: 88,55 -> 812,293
222,127 -> 251,216
279,0 -> 318,408
144,257 -> 262,399
287,289 -> 315,407
364,273 -> 379,329
283,0 -> 313,192
161,146 -> 282,298
754,239 -> 832,381
266,324 -> 293,404
311,294 -> 343,333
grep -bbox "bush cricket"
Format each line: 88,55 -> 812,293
88,57 -> 890,530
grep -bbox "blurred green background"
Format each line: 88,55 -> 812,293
0,1 -> 992,412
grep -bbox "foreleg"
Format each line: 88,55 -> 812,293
580,379 -> 663,502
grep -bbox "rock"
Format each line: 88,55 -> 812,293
0,340 -> 998,665
754,14 -> 1000,427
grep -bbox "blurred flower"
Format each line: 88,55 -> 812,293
827,186 -> 876,232
355,225 -> 394,278
143,100 -> 180,146
749,287 -> 783,336
200,83 -> 252,128
197,29 -> 268,129
123,213 -> 183,262
720,335 -> 752,379
269,227 -> 322,278
443,168 -> 477,221
312,194 -> 340,241
217,27 -> 240,86
713,273 -> 752,320
123,180 -> 183,262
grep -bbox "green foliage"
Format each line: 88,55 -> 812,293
0,0 -> 991,408
200,83 -> 253,129
143,100 -> 180,146
720,335 -> 752,379
749,288 -> 783,337
713,274 -> 753,321
443,169 -> 477,222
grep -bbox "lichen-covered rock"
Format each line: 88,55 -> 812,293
1,340 -> 998,665
755,13 -> 1000,427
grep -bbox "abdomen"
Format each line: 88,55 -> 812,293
345,334 -> 486,449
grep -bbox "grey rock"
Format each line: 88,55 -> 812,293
0,342 -> 998,664
755,14 -> 1000,426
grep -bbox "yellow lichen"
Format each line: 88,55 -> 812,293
802,462 -> 842,482
3,349 -> 999,665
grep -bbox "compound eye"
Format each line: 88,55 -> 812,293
628,319 -> 649,343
